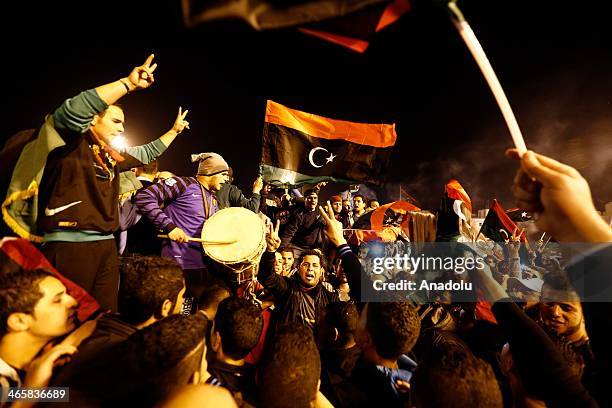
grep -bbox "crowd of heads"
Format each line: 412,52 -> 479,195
1,147 -> 610,407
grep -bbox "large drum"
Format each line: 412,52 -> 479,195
200,207 -> 267,282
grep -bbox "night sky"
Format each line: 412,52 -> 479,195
3,0 -> 611,212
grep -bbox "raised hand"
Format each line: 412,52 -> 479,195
172,107 -> 190,134
507,227 -> 523,257
125,54 -> 157,90
253,176 -> 264,194
266,220 -> 281,252
506,149 -> 612,243
318,201 -> 347,247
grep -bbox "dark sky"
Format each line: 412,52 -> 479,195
3,0 -> 611,211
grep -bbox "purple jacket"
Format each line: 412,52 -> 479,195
135,176 -> 218,269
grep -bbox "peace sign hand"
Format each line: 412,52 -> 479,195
318,201 -> 347,247
266,219 -> 281,252
126,54 -> 157,90
172,107 -> 190,134
507,227 -> 523,256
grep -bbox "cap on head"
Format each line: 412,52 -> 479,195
330,195 -> 342,203
191,153 -> 229,176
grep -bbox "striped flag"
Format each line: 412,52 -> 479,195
260,100 -> 397,187
479,199 -> 527,242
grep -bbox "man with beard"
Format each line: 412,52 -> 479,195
135,152 -> 229,299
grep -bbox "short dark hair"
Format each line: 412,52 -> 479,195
353,194 -> 365,201
197,284 -> 231,313
366,302 -> 420,360
138,159 -> 158,175
278,246 -> 294,256
118,256 -> 184,325
367,198 -> 379,206
325,301 -> 358,346
297,249 -> 326,271
304,189 -> 318,197
214,297 -> 263,360
0,269 -> 52,337
412,349 -> 503,408
259,323 -> 321,408
77,313 -> 208,406
541,270 -> 577,297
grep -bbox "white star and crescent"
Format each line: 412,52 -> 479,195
308,147 -> 336,168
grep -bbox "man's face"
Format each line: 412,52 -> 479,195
281,250 -> 294,274
342,200 -> 351,212
369,200 -> 380,210
539,298 -> 583,337
353,197 -> 365,212
274,252 -> 284,274
29,277 -> 78,339
298,255 -> 323,287
332,201 -> 343,214
91,105 -> 125,143
209,171 -> 230,191
305,194 -> 318,211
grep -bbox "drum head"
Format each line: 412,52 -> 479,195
201,207 -> 266,265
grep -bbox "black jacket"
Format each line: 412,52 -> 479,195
258,251 -> 339,330
51,314 -> 138,387
280,207 -> 326,249
216,183 -> 260,213
491,301 -> 597,408
566,244 -> 612,407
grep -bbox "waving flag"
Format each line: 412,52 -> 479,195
299,0 -> 411,53
479,199 -> 527,242
260,100 -> 397,187
445,179 -> 472,214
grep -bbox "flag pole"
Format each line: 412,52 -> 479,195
446,1 -> 527,156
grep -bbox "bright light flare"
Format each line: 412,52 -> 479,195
110,135 -> 129,150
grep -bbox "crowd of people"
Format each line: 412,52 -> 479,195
1,56 -> 611,408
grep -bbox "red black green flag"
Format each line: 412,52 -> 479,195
261,100 -> 397,187
479,199 -> 527,242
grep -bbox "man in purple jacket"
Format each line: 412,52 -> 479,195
134,152 -> 229,299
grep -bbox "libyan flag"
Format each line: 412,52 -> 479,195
261,100 -> 397,187
479,199 -> 527,242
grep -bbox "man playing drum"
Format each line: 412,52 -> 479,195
134,152 -> 229,299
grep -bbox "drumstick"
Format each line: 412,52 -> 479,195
157,235 -> 237,244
